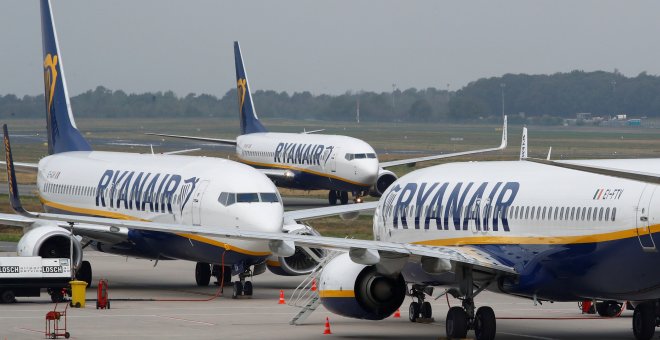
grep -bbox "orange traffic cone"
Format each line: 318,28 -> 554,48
393,308 -> 401,318
323,317 -> 332,334
278,289 -> 286,304
311,279 -> 317,292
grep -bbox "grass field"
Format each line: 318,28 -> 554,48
1,116 -> 660,242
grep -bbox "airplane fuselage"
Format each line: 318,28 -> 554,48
35,151 -> 283,266
236,132 -> 379,192
375,159 -> 660,301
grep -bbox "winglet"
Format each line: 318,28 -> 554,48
3,125 -> 28,215
519,126 -> 527,160
500,115 -> 508,149
234,41 -> 267,135
546,146 -> 552,161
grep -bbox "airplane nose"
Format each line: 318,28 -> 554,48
358,160 -> 379,185
238,204 -> 283,233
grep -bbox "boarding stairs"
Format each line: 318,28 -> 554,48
288,250 -> 340,325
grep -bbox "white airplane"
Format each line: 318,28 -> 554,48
13,126 -> 660,340
0,0 -> 364,297
147,41 -> 508,205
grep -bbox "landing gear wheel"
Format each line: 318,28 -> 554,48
232,281 -> 243,299
633,302 -> 656,340
420,301 -> 432,319
446,306 -> 468,339
195,262 -> 211,286
474,306 -> 497,340
596,300 -> 622,317
328,191 -> 337,205
243,281 -> 253,296
408,301 -> 420,322
0,290 -> 15,304
340,191 -> 349,205
76,261 -> 92,286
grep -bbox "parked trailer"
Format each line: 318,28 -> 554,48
0,257 -> 72,303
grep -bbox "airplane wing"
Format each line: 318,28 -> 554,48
161,148 -> 201,155
0,161 -> 38,172
302,129 -> 325,134
525,158 -> 660,184
144,133 -> 237,146
379,116 -> 508,168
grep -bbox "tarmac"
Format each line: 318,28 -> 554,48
0,249 -> 637,340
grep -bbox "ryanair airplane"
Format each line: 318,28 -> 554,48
0,0 -> 364,297
29,122 -> 660,340
147,41 -> 507,205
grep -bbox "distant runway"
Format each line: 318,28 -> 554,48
0,250 -> 635,340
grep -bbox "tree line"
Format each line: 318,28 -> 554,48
1,70 -> 659,123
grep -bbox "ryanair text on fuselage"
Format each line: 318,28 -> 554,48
273,143 -> 333,166
95,169 -> 199,214
386,181 -> 519,231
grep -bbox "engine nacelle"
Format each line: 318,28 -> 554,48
266,224 -> 325,276
369,169 -> 397,197
319,253 -> 406,320
17,223 -> 83,268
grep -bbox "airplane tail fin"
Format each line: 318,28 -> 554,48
234,41 -> 267,135
519,126 -> 528,160
40,0 -> 92,155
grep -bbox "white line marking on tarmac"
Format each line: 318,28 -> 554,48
498,331 -> 557,340
155,315 -> 215,326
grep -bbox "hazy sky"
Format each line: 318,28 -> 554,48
1,1 -> 659,97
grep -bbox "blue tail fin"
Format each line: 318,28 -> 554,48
40,0 -> 92,155
234,41 -> 267,135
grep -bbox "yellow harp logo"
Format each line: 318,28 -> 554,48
237,78 -> 247,113
43,54 -> 59,115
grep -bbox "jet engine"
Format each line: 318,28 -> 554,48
17,223 -> 83,267
369,169 -> 397,197
266,224 -> 325,276
318,253 -> 406,320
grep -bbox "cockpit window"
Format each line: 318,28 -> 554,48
259,192 -> 280,203
218,192 -> 236,206
237,193 -> 260,203
345,153 -> 376,160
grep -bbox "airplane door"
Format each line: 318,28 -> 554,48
636,185 -> 656,252
191,180 -> 209,226
330,147 -> 338,173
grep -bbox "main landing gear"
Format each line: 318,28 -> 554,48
408,284 -> 433,322
632,300 -> 660,340
445,267 -> 496,340
195,262 -> 231,287
232,269 -> 254,299
328,191 -> 349,205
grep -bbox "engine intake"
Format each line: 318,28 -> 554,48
369,169 -> 397,197
266,224 -> 325,276
319,253 -> 406,320
17,223 -> 83,268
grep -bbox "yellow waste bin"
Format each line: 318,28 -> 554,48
69,280 -> 88,308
